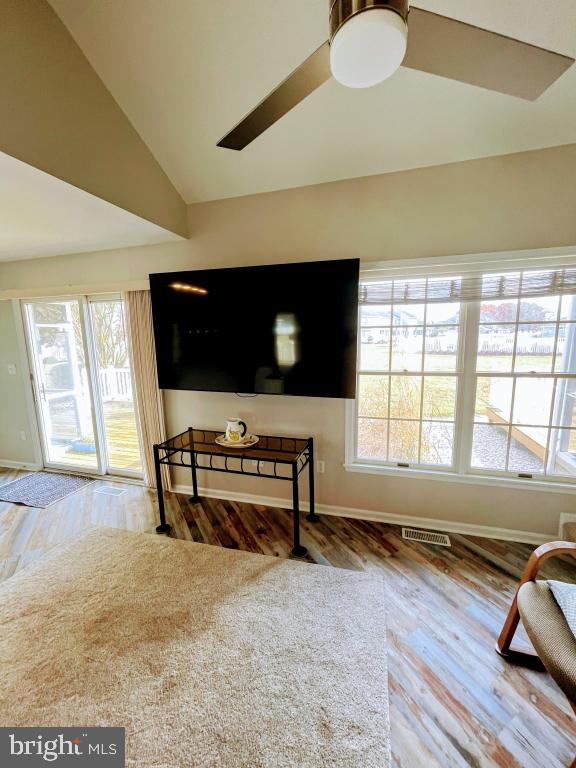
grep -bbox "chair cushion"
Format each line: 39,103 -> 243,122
548,580 -> 576,638
518,580 -> 576,703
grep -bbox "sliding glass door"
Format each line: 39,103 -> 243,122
89,298 -> 142,475
24,299 -> 99,471
23,296 -> 142,478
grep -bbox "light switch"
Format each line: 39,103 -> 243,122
7,364 -> 17,376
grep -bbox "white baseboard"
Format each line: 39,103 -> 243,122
0,459 -> 42,471
559,512 -> 576,539
172,484 -> 552,546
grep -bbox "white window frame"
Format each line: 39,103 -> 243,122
345,247 -> 576,494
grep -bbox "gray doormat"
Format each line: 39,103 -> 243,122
0,471 -> 95,508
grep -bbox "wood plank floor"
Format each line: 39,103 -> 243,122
1,467 -> 575,767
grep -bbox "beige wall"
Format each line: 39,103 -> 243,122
0,301 -> 36,465
2,145 -> 576,536
187,143 -> 576,263
0,0 -> 187,237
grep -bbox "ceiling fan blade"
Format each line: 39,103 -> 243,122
403,7 -> 574,100
218,41 -> 331,151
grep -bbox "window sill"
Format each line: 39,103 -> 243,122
344,461 -> 576,495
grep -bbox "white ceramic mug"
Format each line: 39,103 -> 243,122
225,418 -> 247,443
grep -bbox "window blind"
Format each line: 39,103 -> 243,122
359,267 -> 576,306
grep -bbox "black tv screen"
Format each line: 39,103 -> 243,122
149,259 -> 359,398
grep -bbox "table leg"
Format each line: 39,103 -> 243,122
154,444 -> 170,534
306,437 -> 320,522
188,426 -> 200,503
291,463 -> 307,557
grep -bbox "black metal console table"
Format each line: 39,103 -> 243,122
153,428 -> 319,556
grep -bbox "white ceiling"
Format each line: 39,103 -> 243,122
0,152 -> 181,262
48,0 -> 576,204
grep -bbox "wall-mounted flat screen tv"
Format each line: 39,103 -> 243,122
149,258 -> 359,398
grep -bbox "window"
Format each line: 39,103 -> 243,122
350,261 -> 576,485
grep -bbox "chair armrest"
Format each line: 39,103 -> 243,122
519,541 -> 576,584
497,541 -> 576,659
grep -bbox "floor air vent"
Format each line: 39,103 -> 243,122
402,527 -> 451,547
94,486 -> 127,497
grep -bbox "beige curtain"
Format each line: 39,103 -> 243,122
124,290 -> 171,489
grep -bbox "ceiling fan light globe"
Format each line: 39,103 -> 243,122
330,8 -> 408,89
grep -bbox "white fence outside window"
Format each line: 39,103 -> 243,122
98,367 -> 133,402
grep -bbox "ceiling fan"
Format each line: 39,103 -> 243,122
217,0 -> 574,151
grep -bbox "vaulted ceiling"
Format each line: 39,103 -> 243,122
1,0 -> 574,263
49,0 -> 576,203
0,152 -> 181,262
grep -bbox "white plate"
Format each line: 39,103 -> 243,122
215,434 -> 259,449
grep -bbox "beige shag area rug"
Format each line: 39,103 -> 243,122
0,527 -> 390,767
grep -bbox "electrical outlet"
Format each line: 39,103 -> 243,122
316,460 -> 325,474
20,431 -> 26,441
7,364 -> 17,376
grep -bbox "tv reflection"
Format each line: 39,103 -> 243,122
254,313 -> 301,395
274,313 -> 300,371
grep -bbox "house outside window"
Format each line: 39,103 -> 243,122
347,255 -> 576,487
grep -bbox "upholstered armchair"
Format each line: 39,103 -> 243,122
497,541 -> 576,766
